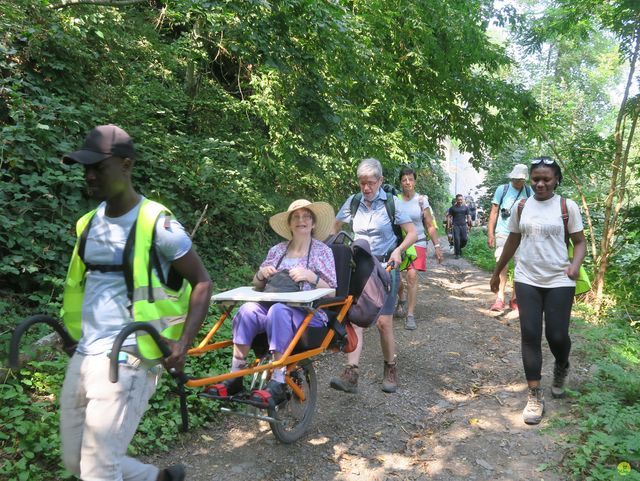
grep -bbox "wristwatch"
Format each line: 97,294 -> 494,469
309,273 -> 320,288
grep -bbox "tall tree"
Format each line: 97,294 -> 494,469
515,0 -> 639,309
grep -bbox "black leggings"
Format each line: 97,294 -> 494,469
514,282 -> 574,381
452,225 -> 468,255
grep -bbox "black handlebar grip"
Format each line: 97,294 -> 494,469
9,315 -> 77,369
108,323 -> 188,385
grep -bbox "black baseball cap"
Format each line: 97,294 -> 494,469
62,124 -> 135,165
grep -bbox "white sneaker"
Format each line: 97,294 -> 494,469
522,387 -> 545,425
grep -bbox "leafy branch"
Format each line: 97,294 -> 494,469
51,0 -> 147,9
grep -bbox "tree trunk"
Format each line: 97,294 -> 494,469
592,28 -> 640,310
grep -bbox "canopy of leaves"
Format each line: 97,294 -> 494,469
0,0 -> 536,305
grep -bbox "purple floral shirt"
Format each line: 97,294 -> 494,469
260,239 -> 337,291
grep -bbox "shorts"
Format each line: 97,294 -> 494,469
406,245 -> 426,271
495,234 -> 519,263
380,269 -> 401,316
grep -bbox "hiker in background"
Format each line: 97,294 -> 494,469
330,158 -> 417,394
445,198 -> 455,250
60,124 -> 212,481
394,166 -> 443,330
490,157 -> 586,425
487,163 -> 532,312
446,194 -> 472,259
466,195 -> 478,226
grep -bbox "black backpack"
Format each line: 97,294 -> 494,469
348,184 -> 403,247
325,233 -> 392,328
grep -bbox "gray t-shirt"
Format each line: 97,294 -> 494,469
397,193 -> 430,247
76,198 -> 192,356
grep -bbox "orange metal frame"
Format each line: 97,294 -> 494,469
183,296 -> 353,390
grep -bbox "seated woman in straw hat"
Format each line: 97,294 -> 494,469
209,199 -> 337,403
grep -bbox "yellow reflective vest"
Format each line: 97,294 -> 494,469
61,199 -> 191,359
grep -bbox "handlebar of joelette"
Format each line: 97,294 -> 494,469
108,322 -> 188,385
9,315 -> 77,369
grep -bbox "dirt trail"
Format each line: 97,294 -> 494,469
145,247 -> 570,480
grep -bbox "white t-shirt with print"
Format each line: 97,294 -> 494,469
508,194 -> 583,288
77,198 -> 192,356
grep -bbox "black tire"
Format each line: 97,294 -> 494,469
268,362 -> 317,444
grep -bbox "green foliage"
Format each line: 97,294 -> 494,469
0,360 -> 71,481
463,229 -> 516,279
560,318 -> 640,480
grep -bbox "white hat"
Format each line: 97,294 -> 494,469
269,199 -> 335,241
508,164 -> 529,180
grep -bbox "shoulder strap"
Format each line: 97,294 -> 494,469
498,184 -> 509,206
78,212 -> 97,264
560,196 -> 570,248
525,185 -> 532,197
349,193 -> 362,220
383,193 -> 395,224
123,220 -> 137,302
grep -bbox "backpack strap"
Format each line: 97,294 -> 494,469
525,185 -> 532,197
498,184 -> 509,207
349,193 -> 362,220
560,196 -> 570,248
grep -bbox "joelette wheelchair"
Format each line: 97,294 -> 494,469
9,233 -> 356,444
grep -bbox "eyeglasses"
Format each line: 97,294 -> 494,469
290,213 -> 313,221
531,157 -> 555,165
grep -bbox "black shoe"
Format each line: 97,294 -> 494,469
162,464 -> 186,481
252,379 -> 287,405
551,362 -> 570,398
204,376 -> 244,397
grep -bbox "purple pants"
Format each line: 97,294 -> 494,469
232,302 -> 326,354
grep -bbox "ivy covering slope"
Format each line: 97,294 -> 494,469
0,1 -> 535,479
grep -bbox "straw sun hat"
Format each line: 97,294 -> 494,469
269,199 -> 335,241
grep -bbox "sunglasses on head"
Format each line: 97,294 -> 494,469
531,157 -> 555,165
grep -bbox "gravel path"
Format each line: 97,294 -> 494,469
145,246 -> 570,480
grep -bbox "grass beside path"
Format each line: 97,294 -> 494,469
464,228 -> 640,480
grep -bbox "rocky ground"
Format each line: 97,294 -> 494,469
145,246 -> 577,481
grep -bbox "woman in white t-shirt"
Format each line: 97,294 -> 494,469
490,157 -> 586,426
394,167 -> 443,330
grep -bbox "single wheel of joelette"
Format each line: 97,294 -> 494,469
268,361 -> 317,444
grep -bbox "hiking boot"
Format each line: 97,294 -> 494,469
394,300 -> 407,318
382,360 -> 398,393
522,387 -> 545,425
404,315 -> 417,330
161,464 -> 186,481
490,299 -> 506,312
329,364 -> 359,393
509,298 -> 519,311
551,362 -> 570,398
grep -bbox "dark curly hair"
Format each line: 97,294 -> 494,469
530,156 -> 563,185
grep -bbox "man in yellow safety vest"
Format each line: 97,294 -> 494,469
59,124 -> 212,481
